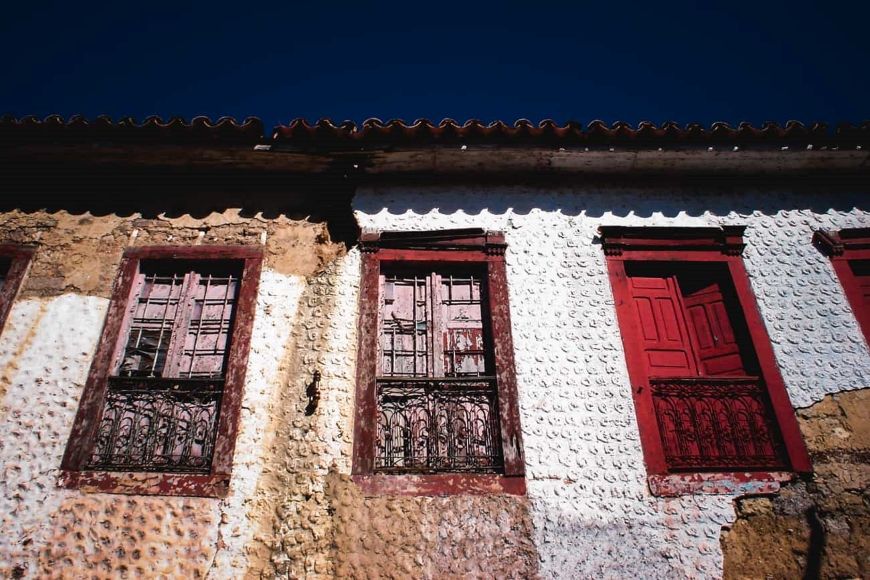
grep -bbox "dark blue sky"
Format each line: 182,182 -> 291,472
2,1 -> 868,130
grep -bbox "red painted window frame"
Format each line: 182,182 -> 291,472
60,245 -> 263,498
352,229 -> 526,496
601,226 -> 811,495
813,228 -> 870,345
0,245 -> 35,334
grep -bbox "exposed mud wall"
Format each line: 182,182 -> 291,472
354,185 -> 869,578
722,388 -> 870,579
325,471 -> 538,578
245,251 -> 540,579
244,255 -> 357,578
0,208 -> 342,578
0,208 -> 340,299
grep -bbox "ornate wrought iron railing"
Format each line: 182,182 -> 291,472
650,376 -> 788,471
87,377 -> 222,473
375,377 -> 503,473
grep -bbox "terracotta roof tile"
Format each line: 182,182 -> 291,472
1,115 -> 867,150
271,118 -> 869,149
0,115 -> 263,145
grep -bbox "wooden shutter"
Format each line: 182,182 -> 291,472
379,271 -> 489,379
379,274 -> 432,377
628,275 -> 697,377
437,273 -> 488,377
681,281 -> 748,376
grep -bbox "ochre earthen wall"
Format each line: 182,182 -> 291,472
722,388 -> 870,579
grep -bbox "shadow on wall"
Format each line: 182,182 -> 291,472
0,184 -> 360,247
355,185 -> 867,221
1,183 -> 865,247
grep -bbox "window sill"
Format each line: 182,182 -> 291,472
648,471 -> 796,497
352,473 -> 526,497
59,470 -> 230,498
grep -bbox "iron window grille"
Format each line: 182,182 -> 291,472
601,226 -> 811,479
376,270 -> 502,473
353,229 -> 525,494
61,246 -> 262,497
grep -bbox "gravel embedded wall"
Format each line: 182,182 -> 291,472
0,186 -> 867,579
0,208 -> 338,578
353,185 -> 869,578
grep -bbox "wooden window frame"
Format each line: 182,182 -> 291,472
813,228 -> 870,345
352,229 -> 526,496
601,226 -> 811,496
0,245 -> 35,334
60,246 -> 263,498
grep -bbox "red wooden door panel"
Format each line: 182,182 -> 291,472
628,275 -> 698,377
681,281 -> 748,376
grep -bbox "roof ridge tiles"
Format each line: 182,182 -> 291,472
0,114 -> 264,145
0,115 -> 866,148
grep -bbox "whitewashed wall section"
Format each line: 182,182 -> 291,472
210,269 -> 306,576
353,186 -> 870,579
0,269 -> 306,577
0,295 -> 108,577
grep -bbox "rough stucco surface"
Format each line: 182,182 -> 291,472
0,189 -> 867,579
0,209 -> 336,578
353,186 -> 869,579
722,388 -> 870,579
244,253 -> 539,579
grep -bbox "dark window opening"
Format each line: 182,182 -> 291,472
0,258 -> 10,292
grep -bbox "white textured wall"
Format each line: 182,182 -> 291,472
0,295 -> 108,576
0,269 -> 305,577
209,270 -> 306,576
0,188 -> 867,578
353,185 -> 870,579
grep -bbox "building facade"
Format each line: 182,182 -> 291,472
0,117 -> 868,578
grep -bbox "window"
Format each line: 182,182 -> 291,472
601,226 -> 810,493
0,245 -> 35,335
813,228 -> 870,345
353,229 -> 525,495
61,246 -> 262,497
